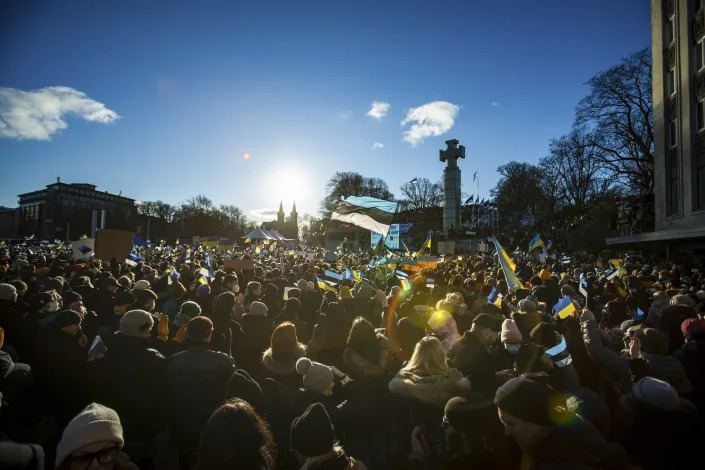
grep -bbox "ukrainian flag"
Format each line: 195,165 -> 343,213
493,237 -> 522,291
528,234 -> 544,252
596,257 -> 604,269
316,276 -> 337,292
553,296 -> 576,319
244,238 -> 252,243
400,278 -> 411,291
79,234 -> 88,240
415,233 -> 431,258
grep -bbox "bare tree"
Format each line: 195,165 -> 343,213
320,172 -> 395,216
575,48 -> 653,195
398,178 -> 443,211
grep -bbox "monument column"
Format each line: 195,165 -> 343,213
439,139 -> 465,234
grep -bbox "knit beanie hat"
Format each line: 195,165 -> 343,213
296,357 -> 334,394
495,377 -> 557,425
297,279 -> 309,292
473,313 -> 502,332
53,309 -> 83,329
196,284 -> 211,297
682,317 -> 705,337
55,403 -> 124,467
119,309 -> 154,337
518,299 -> 536,312
30,292 -> 54,312
530,322 -> 559,349
114,290 -> 136,307
134,289 -> 157,304
633,377 -> 680,410
227,369 -> 263,410
187,316 -> 214,341
173,301 -> 202,328
0,283 -> 17,300
444,393 -> 493,433
61,290 -> 82,305
290,402 -> 335,457
501,319 -> 522,343
339,286 -> 352,300
249,301 -> 268,318
637,328 -> 669,355
539,269 -> 551,281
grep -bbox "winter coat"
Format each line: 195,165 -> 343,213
388,368 -> 471,409
447,331 -> 497,397
261,343 -> 306,389
90,289 -> 116,326
674,339 -> 705,411
234,313 -> 272,375
90,333 -> 167,441
165,342 -> 236,442
0,298 -> 27,352
208,313 -> 243,357
305,313 -> 348,367
512,311 -> 549,341
342,335 -> 391,380
581,319 -> 692,395
526,417 -> 609,470
645,297 -> 669,327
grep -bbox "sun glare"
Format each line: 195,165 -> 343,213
271,166 -> 309,205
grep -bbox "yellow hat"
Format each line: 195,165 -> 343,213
539,268 -> 551,281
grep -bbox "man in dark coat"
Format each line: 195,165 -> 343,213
89,309 -> 167,467
447,313 -> 502,397
165,316 -> 236,469
89,276 -> 119,327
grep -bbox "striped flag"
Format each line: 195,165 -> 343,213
553,296 -> 576,319
400,278 -> 411,291
528,234 -> 544,252
493,237 -> 522,291
331,196 -> 398,237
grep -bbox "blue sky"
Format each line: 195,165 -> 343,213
0,0 -> 650,222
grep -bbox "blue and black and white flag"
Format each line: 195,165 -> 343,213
331,196 -> 398,237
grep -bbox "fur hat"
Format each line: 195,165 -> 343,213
132,279 -> 151,292
119,309 -> 154,337
55,403 -> 123,467
290,402 -> 334,457
296,357 -> 334,394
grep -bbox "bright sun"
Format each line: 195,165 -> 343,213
271,167 -> 309,205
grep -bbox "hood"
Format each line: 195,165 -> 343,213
389,368 -> 471,407
343,335 -> 390,378
262,344 -> 306,375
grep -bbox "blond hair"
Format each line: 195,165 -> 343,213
403,336 -> 448,374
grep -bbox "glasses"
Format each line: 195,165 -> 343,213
68,445 -> 120,470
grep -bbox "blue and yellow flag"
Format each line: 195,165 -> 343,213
553,296 -> 576,319
400,278 -> 411,291
316,275 -> 337,292
493,237 -> 522,291
79,234 -> 88,240
528,234 -> 544,252
415,233 -> 432,258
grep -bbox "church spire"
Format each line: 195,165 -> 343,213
277,200 -> 285,223
291,201 -> 297,215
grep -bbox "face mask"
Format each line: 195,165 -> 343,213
46,301 -> 59,313
231,284 -> 240,293
504,344 -> 520,354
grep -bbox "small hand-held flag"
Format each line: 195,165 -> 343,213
528,234 -> 544,252
553,296 -> 576,319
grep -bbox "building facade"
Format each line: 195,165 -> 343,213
607,1 -> 705,257
17,179 -> 136,240
653,0 -> 705,230
260,201 -> 299,239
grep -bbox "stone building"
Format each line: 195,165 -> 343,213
260,201 -> 299,240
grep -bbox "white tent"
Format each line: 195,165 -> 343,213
243,227 -> 275,240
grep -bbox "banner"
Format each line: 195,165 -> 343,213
94,229 -> 133,262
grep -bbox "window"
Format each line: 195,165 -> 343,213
668,68 -> 676,95
666,17 -> 675,44
698,99 -> 705,132
669,119 -> 678,147
697,39 -> 705,71
667,150 -> 680,215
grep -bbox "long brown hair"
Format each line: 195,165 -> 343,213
270,321 -> 301,362
346,316 -> 380,363
195,398 -> 276,470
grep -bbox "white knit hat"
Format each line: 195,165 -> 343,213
633,377 -> 680,410
55,403 -> 124,467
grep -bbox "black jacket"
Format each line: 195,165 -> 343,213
90,333 -> 167,441
165,342 -> 236,438
447,331 -> 497,397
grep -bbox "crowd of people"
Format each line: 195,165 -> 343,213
0,239 -> 704,469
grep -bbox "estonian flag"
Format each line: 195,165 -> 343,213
465,194 -> 474,205
528,234 -> 544,252
473,170 -> 478,182
487,287 -> 498,304
545,336 -> 572,367
332,196 -> 398,237
553,296 -> 576,319
409,177 -> 418,184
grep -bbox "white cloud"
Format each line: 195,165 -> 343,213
491,101 -> 500,107
401,101 -> 460,146
367,101 -> 390,120
0,86 -> 120,140
249,208 -> 279,221
372,142 -> 384,150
